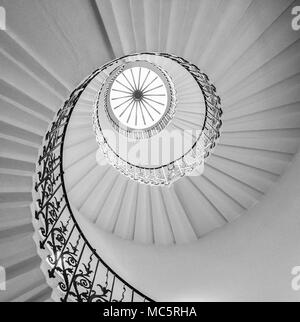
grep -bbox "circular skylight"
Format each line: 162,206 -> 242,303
105,61 -> 176,139
109,66 -> 168,130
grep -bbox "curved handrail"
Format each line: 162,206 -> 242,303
32,53 -> 222,302
33,63 -> 153,302
92,52 -> 222,185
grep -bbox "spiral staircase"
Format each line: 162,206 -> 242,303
1,0 -> 300,302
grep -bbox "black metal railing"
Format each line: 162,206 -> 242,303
33,52 -> 222,302
33,66 -> 152,302
92,53 -> 222,185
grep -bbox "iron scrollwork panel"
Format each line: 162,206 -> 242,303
33,66 -> 152,303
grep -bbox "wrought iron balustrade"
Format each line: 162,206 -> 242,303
32,64 -> 152,302
32,53 -> 221,301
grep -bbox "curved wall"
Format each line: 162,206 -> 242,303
74,149 -> 300,301
1,0 -> 299,302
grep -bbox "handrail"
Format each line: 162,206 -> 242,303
92,53 -> 222,185
32,64 -> 153,302
32,53 -> 222,302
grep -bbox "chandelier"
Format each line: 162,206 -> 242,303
93,53 -> 222,186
